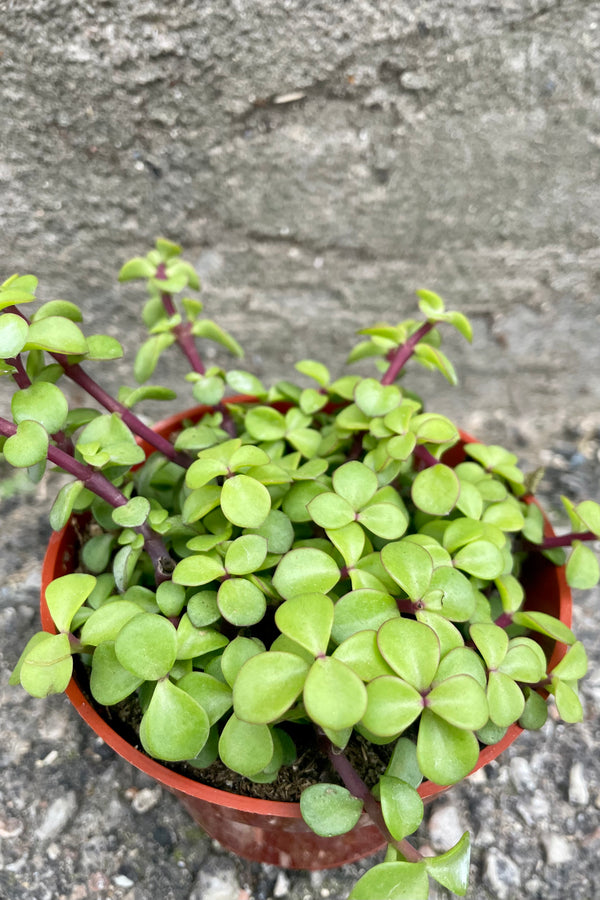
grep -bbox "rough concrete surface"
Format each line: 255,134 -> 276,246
1,1 -> 600,898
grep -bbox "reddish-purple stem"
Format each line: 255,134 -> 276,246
156,264 -> 205,375
413,444 -> 439,469
381,321 -> 435,386
0,417 -> 174,584
537,531 -> 596,549
318,733 -> 423,863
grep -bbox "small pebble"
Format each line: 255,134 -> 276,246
427,803 -> 464,851
35,792 -> 78,841
0,815 -> 23,838
509,756 -> 536,791
273,871 -> 290,897
541,833 -> 575,865
484,850 -> 521,899
568,762 -> 589,805
131,786 -> 161,813
189,858 -> 240,900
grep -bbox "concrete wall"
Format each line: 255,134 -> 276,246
3,0 -> 600,452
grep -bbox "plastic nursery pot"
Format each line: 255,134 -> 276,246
39,406 -> 572,870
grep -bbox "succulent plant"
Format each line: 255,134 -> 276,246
2,239 -> 597,898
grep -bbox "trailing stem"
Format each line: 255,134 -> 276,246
381,321 -> 435,386
0,417 -> 175,584
318,732 -> 424,864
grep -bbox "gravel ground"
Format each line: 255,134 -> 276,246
1,419 -> 599,900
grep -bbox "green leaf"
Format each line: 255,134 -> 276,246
380,776 -> 424,841
115,613 -> 177,680
225,369 -> 265,395
425,832 -> 471,895
355,379 -> 402,417
112,496 -> 151,528
381,540 -> 434,601
566,541 -> 600,589
469,623 -> 508,669
176,616 -> 228,659
186,590 -> 220,627
303,657 -> 368,730
332,589 -> 399,643
245,508 -> 295,555
377,617 -> 440,691
499,641 -> 546,683
511,611 -> 576,645
19,633 -> 73,697
487,671 -> 525,727
217,577 -> 267,626
233,651 -> 310,723
411,465 -> 460,516
426,675 -> 489,730
308,491 -> 355,529
273,547 -> 339,600
118,385 -> 177,409
172,553 -> 226,587
348,862 -> 429,900
361,676 -> 423,737
3,419 -> 49,467
140,678 -> 210,761
218,715 -> 274,777
134,333 -> 176,383
221,636 -> 265,687
181,486 -> 222,523
551,678 -> 583,723
49,479 -> 85,531
79,600 -> 145,645
191,319 -> 243,357
332,631 -> 395,681
453,540 -> 505,579
85,334 -> 124,360
326,521 -> 366,567
414,343 -> 457,384
574,500 -> 600,537
275,592 -> 334,656
416,709 -> 480,785
518,687 -> 548,730
385,737 -> 423,788
300,784 -> 363,837
82,533 -> 115,574
220,474 -> 272,528
46,573 -> 96,633
32,299 -> 83,322
177,672 -> 233,725
0,313 -> 29,357
295,359 -> 330,387
224,534 -> 268,575
192,374 -> 226,406
551,641 -> 588,681
10,632 -> 58,687
118,257 -> 157,281
24,316 -> 87,355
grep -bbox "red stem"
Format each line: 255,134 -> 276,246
156,264 -> 205,375
318,733 -> 423,863
381,321 -> 435,386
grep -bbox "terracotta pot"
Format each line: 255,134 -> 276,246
39,406 -> 572,869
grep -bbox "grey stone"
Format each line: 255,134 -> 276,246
483,850 -> 521,900
541,833 -> 576,865
189,858 -> 240,900
427,803 -> 465,852
568,761 -> 589,806
509,756 -> 537,792
35,792 -> 78,842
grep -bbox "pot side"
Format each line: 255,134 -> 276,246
39,406 -> 572,869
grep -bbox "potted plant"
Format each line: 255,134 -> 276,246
2,239 -> 596,898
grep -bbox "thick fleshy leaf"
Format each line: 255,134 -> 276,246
175,615 -> 229,659
332,631 -> 395,681
348,862 -> 429,900
112,496 -> 151,528
24,316 -> 87,354
379,775 -> 424,841
46,573 -> 97,634
326,521 -> 366,567
181,485 -> 222,523
140,678 -> 210,761
416,709 -> 480,785
332,461 -> 378,509
381,540 -> 434,601
495,574 -> 525,614
218,715 -> 274,776
300,784 -> 363,837
0,313 -> 29,357
469,623 -> 508,670
358,502 -> 408,540
425,832 -> 471,895
220,475 -> 271,528
511,611 -> 576,645
487,671 -> 525,727
224,534 -> 268,575
245,508 -> 295,555
519,687 -> 548,730
552,678 -> 583,723
355,379 -> 402,417
245,406 -> 287,441
134,333 -> 176,382
377,617 -> 440,691
453,540 -> 505,579
434,647 -> 487,689
19,633 -> 73,698
89,641 -> 144,705
221,636 -> 265,687
3,419 -> 49,467
362,676 -> 423,737
79,600 -> 144,646
498,642 -> 546,683
385,737 -> 423,788
332,589 -> 399,643
85,334 -> 124,360
275,593 -> 334,656
273,547 -> 339,600
416,610 -> 464,657
428,566 -> 475,621
172,553 -> 226,587
574,500 -> 600,537
411,465 -> 460,516
304,657 -> 367,730
177,672 -> 233,725
482,498 -> 525,531
233,651 -> 310,723
566,541 -> 600,589
426,675 -> 488,730
186,590 -> 220,627
217,578 -> 266,626
308,492 -> 355,529
115,613 -> 177,680
551,641 -> 588,681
